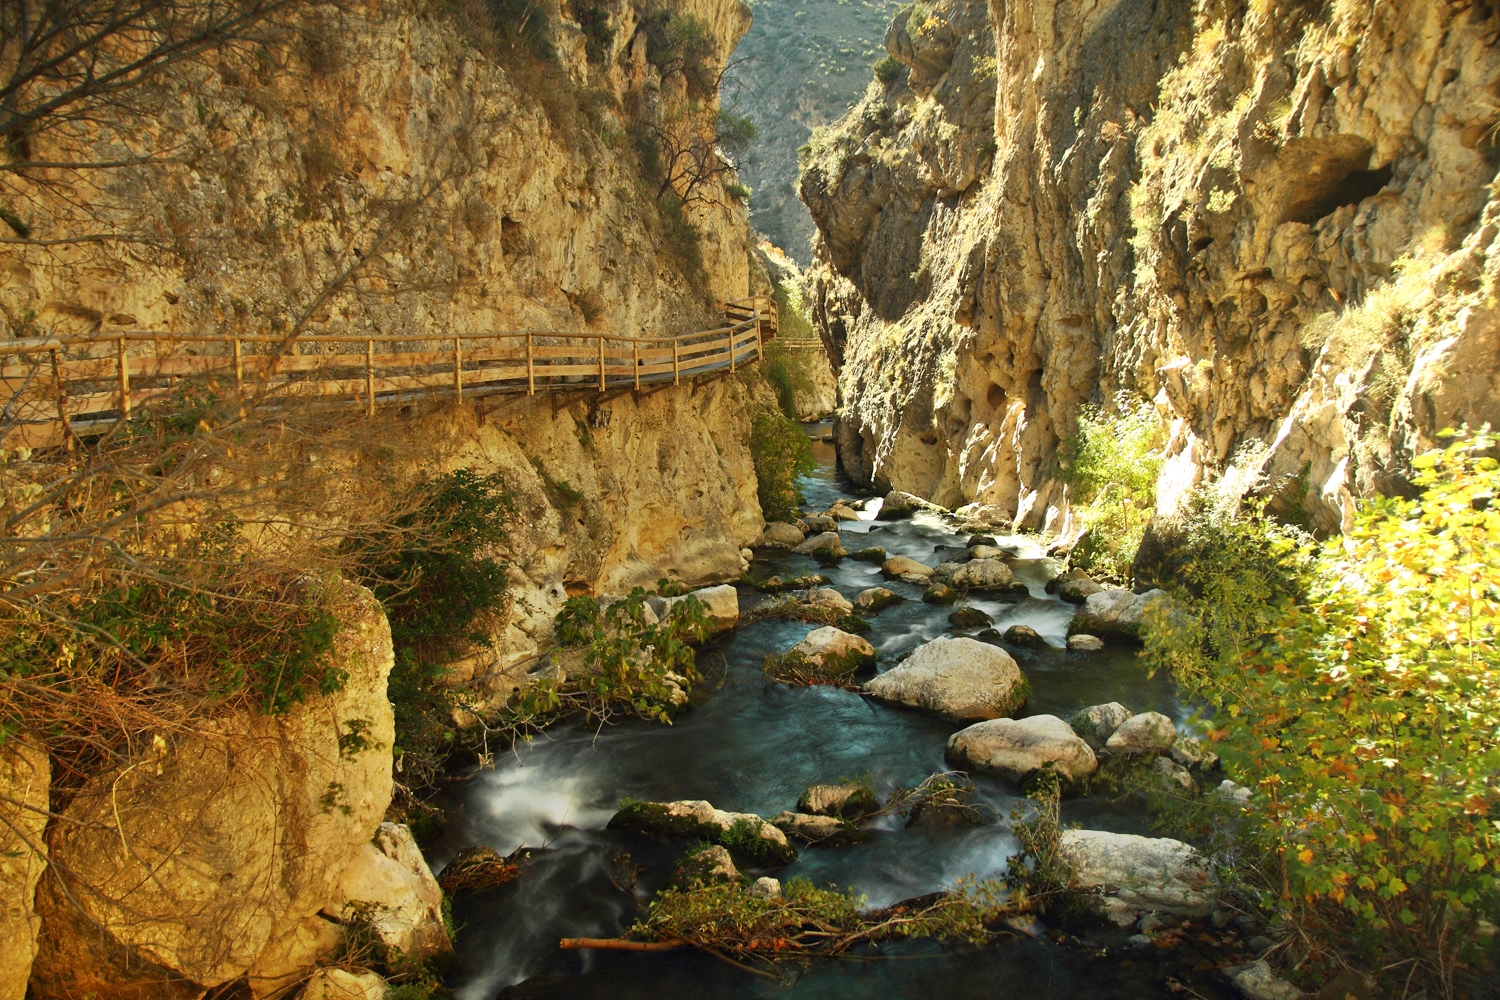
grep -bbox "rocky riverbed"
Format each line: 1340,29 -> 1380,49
432,424 -> 1277,999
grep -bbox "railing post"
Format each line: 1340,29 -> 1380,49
454,336 -> 463,402
233,338 -> 243,388
598,335 -> 606,392
117,335 -> 131,421
527,331 -> 535,396
365,338 -> 375,417
729,327 -> 736,373
672,338 -> 680,386
632,339 -> 640,391
51,348 -> 70,451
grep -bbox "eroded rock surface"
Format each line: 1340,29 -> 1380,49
863,637 -> 1028,722
945,715 -> 1097,784
32,583 -> 395,999
1059,830 -> 1219,926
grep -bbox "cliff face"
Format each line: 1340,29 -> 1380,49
3,0 -> 758,342
3,0 -> 771,994
803,0 -> 1500,532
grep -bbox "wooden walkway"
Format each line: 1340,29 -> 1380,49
0,297 -> 777,448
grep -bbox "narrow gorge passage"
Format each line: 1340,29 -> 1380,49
435,423 -> 1233,999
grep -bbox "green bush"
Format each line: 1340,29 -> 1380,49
1058,400 -> 1163,583
872,55 -> 904,84
1143,431 -> 1500,992
552,588 -> 708,723
349,469 -> 514,796
750,410 -> 815,522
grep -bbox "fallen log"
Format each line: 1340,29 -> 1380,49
559,937 -> 683,952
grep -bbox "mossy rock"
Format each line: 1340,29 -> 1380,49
849,547 -> 888,563
948,607 -> 992,628
922,583 -> 957,605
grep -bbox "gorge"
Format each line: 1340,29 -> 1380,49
0,0 -> 1496,998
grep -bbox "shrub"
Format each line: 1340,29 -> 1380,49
872,54 -> 904,85
750,410 -> 815,522
1058,399 -> 1163,583
1143,430 -> 1500,993
552,588 -> 708,724
349,469 -> 514,797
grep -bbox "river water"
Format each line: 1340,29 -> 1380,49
435,423 -> 1243,999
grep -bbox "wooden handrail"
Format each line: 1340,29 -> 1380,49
0,298 -> 779,448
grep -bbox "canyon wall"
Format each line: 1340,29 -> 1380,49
1,0 -> 772,994
802,0 -> 1500,532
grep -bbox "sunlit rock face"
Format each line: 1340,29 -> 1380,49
802,0 -> 1500,531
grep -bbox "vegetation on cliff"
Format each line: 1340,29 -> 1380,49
1143,431 -> 1499,994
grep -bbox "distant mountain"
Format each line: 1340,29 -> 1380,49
724,0 -> 904,263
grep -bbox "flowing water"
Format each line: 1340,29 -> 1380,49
434,423 -> 1243,999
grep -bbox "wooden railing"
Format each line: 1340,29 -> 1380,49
0,296 -> 777,449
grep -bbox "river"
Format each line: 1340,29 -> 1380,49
433,422 -> 1243,999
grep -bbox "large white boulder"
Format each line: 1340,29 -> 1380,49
1070,702 -> 1132,749
1069,588 -> 1169,640
756,522 -> 806,548
1059,830 -> 1219,924
326,823 -> 451,963
782,626 -> 878,677
793,531 -> 845,559
881,556 -> 935,583
1106,712 -> 1178,754
653,583 -> 739,636
945,715 -> 1098,783
862,637 -> 1028,722
805,587 -> 853,615
0,739 -> 48,1000
950,558 -> 1016,591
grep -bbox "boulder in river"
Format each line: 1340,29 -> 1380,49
803,514 -> 838,532
1002,624 -> 1047,648
1058,830 -> 1218,924
757,522 -> 806,548
952,560 -> 1015,591
329,822 -> 451,962
1170,737 -> 1220,774
922,583 -> 957,604
1070,702 -> 1131,750
849,546 -> 887,563
1067,634 -> 1104,652
945,715 -> 1097,784
797,783 -> 879,819
772,812 -> 857,845
670,845 -> 742,887
1228,959 -> 1305,1000
651,584 -> 739,637
1067,588 -> 1169,640
770,626 -> 877,683
881,556 -> 934,583
968,544 -> 1006,561
1105,712 -> 1177,754
829,505 -> 862,522
862,637 -> 1029,723
609,799 -> 796,866
853,587 -> 901,613
1053,575 -> 1103,605
805,587 -> 853,615
793,531 -> 845,560
879,490 -> 939,519
948,606 -> 992,629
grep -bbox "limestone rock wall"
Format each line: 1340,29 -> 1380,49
2,0 -> 757,346
29,582 -> 394,999
803,0 -> 1500,531
0,740 -> 48,1000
